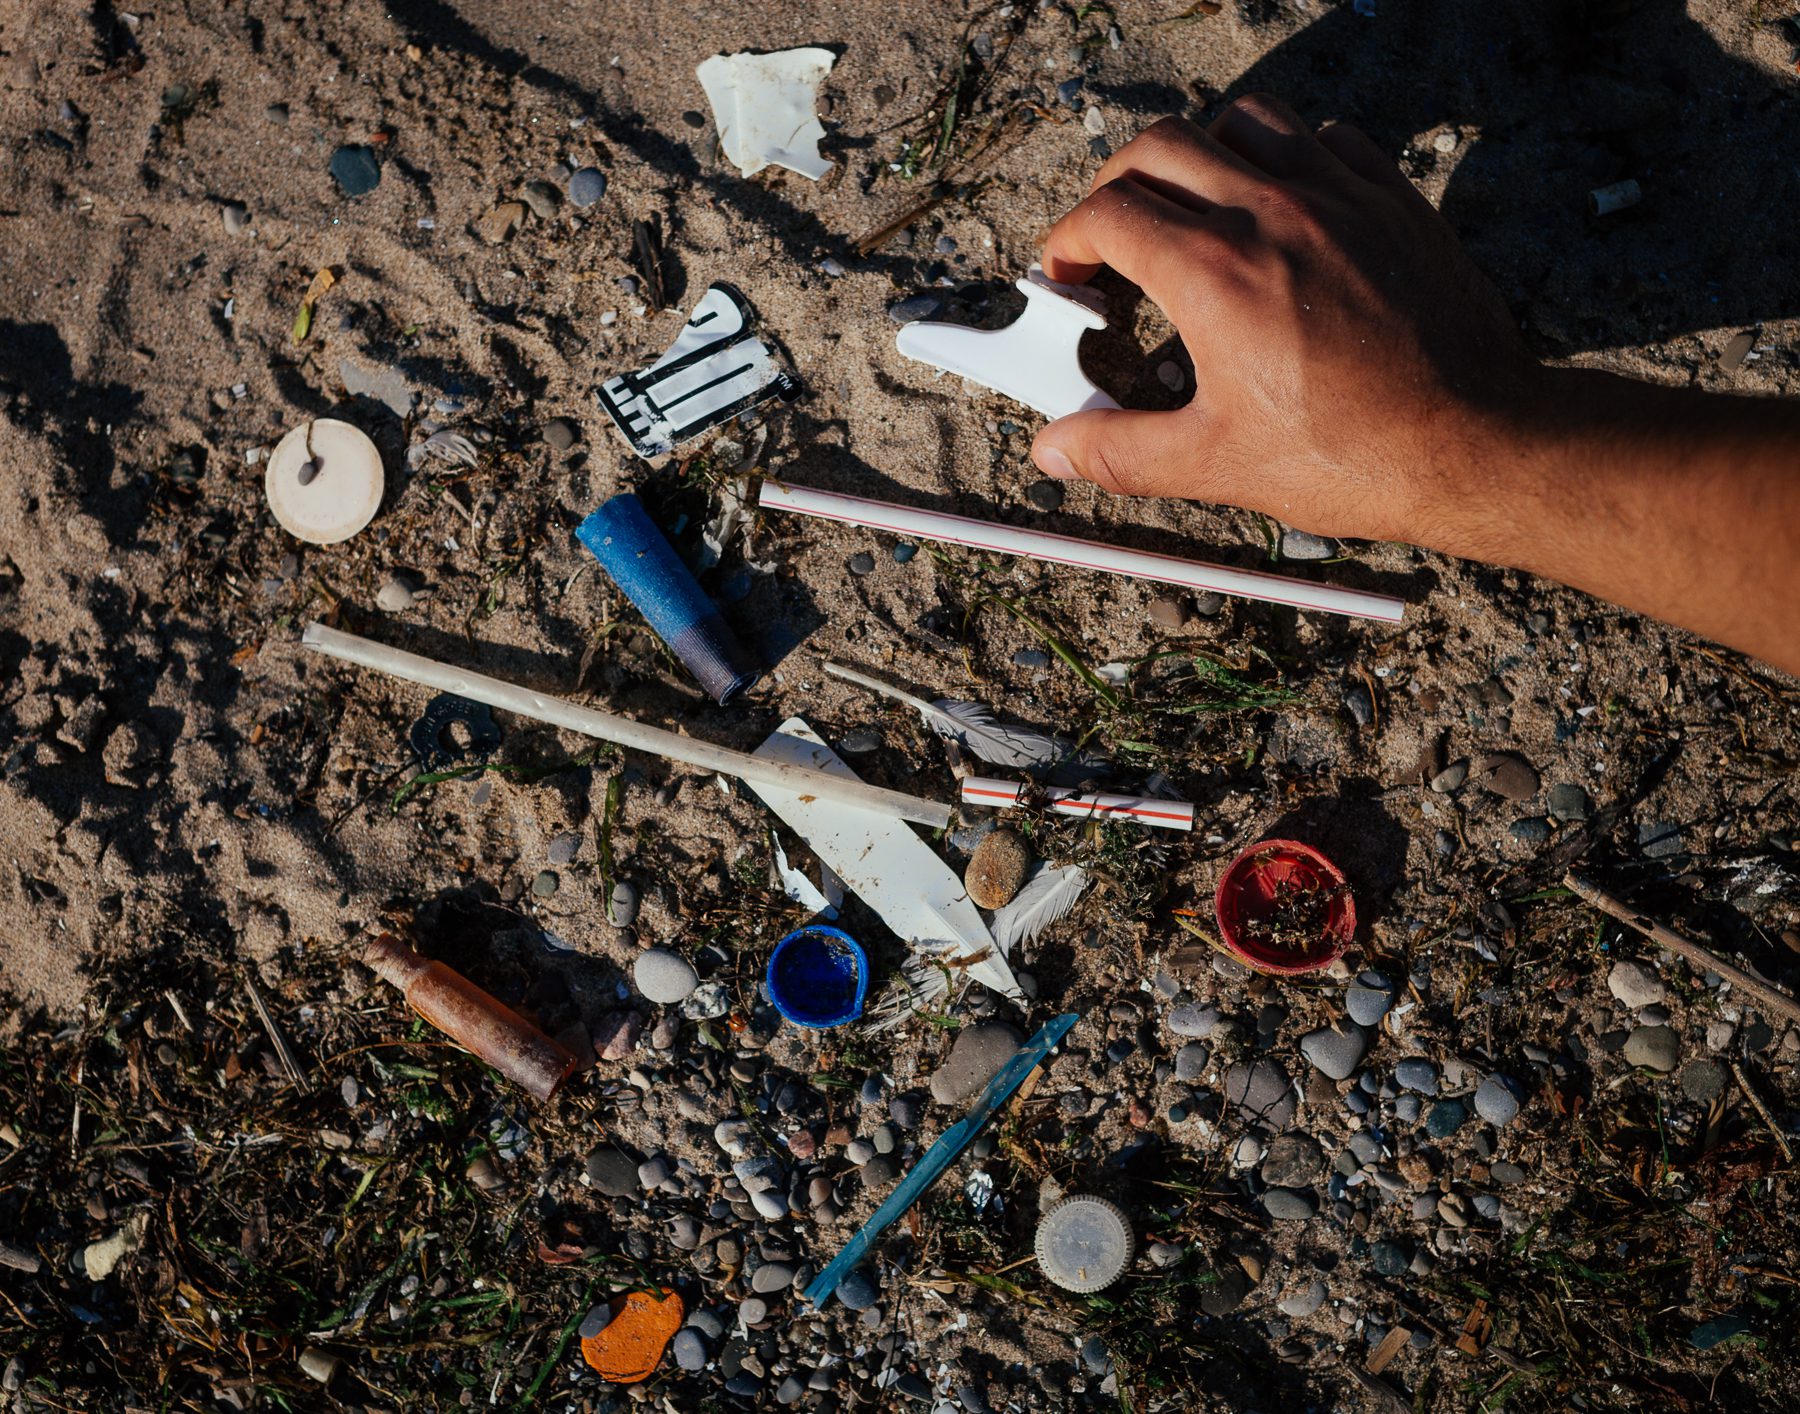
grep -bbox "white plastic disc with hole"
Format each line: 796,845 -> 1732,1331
1035,1195 -> 1135,1293
265,418 -> 384,544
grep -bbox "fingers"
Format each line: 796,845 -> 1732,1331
1031,406 -> 1203,499
1315,121 -> 1420,196
1207,93 -> 1336,180
1038,175 -> 1227,306
1083,114 -> 1267,213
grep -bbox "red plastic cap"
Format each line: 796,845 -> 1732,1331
1213,838 -> 1356,976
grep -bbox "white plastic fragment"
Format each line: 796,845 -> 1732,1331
265,419 -> 384,545
960,776 -> 1195,832
896,265 -> 1121,420
696,47 -> 836,181
1589,179 -> 1642,216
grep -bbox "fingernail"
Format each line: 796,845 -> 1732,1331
1035,444 -> 1078,480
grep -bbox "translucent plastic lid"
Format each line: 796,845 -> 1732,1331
1034,1195 -> 1134,1293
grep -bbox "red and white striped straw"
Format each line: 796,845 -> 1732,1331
757,479 -> 1404,624
960,776 -> 1196,832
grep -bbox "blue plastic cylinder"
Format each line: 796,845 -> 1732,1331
575,493 -> 761,704
767,926 -> 870,1029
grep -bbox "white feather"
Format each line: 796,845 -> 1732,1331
988,864 -> 1089,951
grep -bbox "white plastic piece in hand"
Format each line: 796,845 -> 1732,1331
896,265 -> 1122,420
265,418 -> 384,545
696,48 -> 836,181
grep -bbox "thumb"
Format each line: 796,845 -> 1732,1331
1031,407 -> 1195,498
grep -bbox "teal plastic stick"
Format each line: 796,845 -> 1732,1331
803,1011 -> 1080,1308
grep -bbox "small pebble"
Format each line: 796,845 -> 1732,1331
330,145 -> 381,197
375,576 -> 416,612
607,880 -> 641,928
543,418 -> 578,451
1280,529 -> 1336,560
520,179 -> 562,219
1623,1025 -> 1681,1073
1147,595 -> 1191,633
634,949 -> 698,1005
848,551 -> 876,576
1473,1075 -> 1521,1127
1342,683 -> 1374,727
965,829 -> 1031,910
1026,480 -> 1065,512
888,293 -> 943,323
568,167 -> 607,207
221,201 -> 249,236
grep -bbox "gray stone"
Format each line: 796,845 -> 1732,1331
836,1267 -> 879,1310
848,551 -> 876,576
1429,760 -> 1468,793
1509,816 -> 1551,844
520,179 -> 561,219
1168,1004 -> 1218,1038
672,1328 -> 708,1371
568,167 -> 607,207
1148,595 -> 1191,633
1260,1132 -> 1324,1188
1681,1059 -> 1728,1104
929,1024 -> 1023,1105
669,1214 -> 702,1250
1474,751 -> 1539,801
1395,1058 -> 1440,1094
330,144 -> 381,197
1262,1187 -> 1317,1221
636,1154 -> 672,1190
634,948 -> 698,1005
1623,1025 -> 1680,1073
375,575 -> 416,612
1342,683 -> 1374,727
1280,529 -> 1336,560
1175,1042 -> 1209,1083
221,201 -> 249,235
1226,1059 -> 1295,1129
739,1296 -> 768,1325
845,1138 -> 875,1165
1608,959 -> 1666,1010
1639,821 -> 1684,858
340,357 -> 415,418
586,1145 -> 637,1196
1473,1075 -> 1521,1127
607,880 -> 641,928
888,294 -> 943,323
1299,1023 -> 1371,1081
1277,1279 -> 1326,1318
1026,480 -> 1065,513
751,1189 -> 788,1220
751,1262 -> 795,1294
543,417 -> 578,451
1345,978 -> 1394,1027
1547,783 -> 1591,821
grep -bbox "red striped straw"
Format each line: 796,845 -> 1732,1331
757,479 -> 1404,624
960,776 -> 1195,833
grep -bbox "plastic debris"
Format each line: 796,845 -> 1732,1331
761,479 -> 1406,625
747,717 -> 1020,1001
766,925 -> 869,1028
301,624 -> 953,828
578,1287 -> 685,1382
896,266 -> 1120,420
804,1012 -> 1079,1307
1589,179 -> 1642,217
1035,1195 -> 1134,1293
596,283 -> 799,459
961,775 -> 1196,832
1214,839 -> 1356,976
265,419 -> 384,545
575,493 -> 762,704
772,834 -> 842,919
408,693 -> 502,771
364,934 -> 580,1100
695,48 -> 836,180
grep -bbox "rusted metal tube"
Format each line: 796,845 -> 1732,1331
364,934 -> 578,1100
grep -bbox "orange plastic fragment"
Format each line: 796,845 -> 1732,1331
579,1287 -> 684,1383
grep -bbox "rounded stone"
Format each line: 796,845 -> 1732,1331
607,880 -> 641,928
1277,1279 -> 1327,1318
750,1262 -> 794,1294
520,179 -> 562,219
1026,480 -> 1065,513
330,144 -> 381,197
965,829 -> 1031,910
568,167 -> 607,207
835,1267 -> 879,1311
1473,1075 -> 1521,1127
1147,595 -> 1190,633
1261,1187 -> 1317,1222
848,551 -> 876,576
929,1024 -> 1023,1106
221,201 -> 249,235
543,417 -> 578,452
585,1145 -> 638,1197
1608,959 -> 1666,1010
672,1328 -> 708,1371
375,575 -> 416,612
1623,1025 -> 1680,1073
634,948 -> 698,1005
1680,1059 -> 1727,1104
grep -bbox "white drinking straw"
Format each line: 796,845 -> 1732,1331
757,479 -> 1404,624
960,776 -> 1196,832
300,623 -> 952,829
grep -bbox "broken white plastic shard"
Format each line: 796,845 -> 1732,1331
748,717 -> 1020,999
595,284 -> 799,459
896,265 -> 1122,420
772,834 -> 839,920
696,48 -> 836,181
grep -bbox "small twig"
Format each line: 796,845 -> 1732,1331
163,988 -> 194,1032
245,976 -> 312,1093
1564,871 -> 1800,1028
0,1240 -> 41,1274
1730,1060 -> 1795,1162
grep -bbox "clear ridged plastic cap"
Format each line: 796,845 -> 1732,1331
1034,1196 -> 1134,1293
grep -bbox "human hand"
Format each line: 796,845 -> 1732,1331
1031,98 -> 1542,549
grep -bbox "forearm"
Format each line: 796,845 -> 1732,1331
1433,368 -> 1800,677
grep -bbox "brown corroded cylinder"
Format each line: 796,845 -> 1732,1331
364,933 -> 578,1101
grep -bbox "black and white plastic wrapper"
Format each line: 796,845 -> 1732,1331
596,284 -> 799,459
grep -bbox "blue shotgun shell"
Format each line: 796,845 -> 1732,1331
575,493 -> 761,704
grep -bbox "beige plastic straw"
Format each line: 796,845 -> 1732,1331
758,479 -> 1405,624
300,623 -> 952,829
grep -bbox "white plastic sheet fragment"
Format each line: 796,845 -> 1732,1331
748,717 -> 1020,999
696,48 -> 836,181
